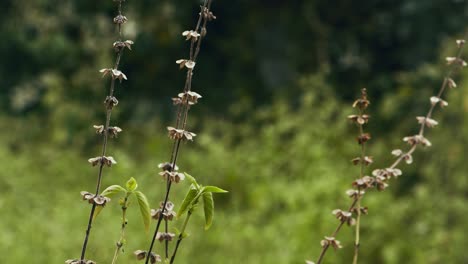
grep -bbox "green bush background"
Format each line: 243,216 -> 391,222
1,0 -> 468,263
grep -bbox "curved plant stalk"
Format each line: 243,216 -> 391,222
309,36 -> 467,264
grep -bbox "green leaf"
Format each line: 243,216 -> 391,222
184,173 -> 199,189
101,185 -> 126,197
134,191 -> 151,232
177,185 -> 199,218
202,192 -> 214,230
126,177 -> 138,192
202,186 -> 228,194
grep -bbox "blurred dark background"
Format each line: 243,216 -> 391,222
1,0 -> 468,263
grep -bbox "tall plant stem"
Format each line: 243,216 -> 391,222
144,1 -> 214,263
80,1 -> 127,261
352,113 -> 366,264
315,35 -> 467,264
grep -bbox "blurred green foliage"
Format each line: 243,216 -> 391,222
0,0 -> 468,263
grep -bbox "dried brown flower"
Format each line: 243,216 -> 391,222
320,237 -> 342,251
346,189 -> 365,199
113,40 -> 134,52
352,176 -> 374,189
332,209 -> 355,226
357,133 -> 371,144
133,251 -> 161,263
158,162 -> 179,172
113,14 -> 128,24
446,57 -> 467,67
159,170 -> 185,183
167,127 -> 196,141
151,201 -> 177,221
403,135 -> 432,147
80,191 -> 111,206
156,232 -> 176,242
176,59 -> 196,69
182,30 -> 201,41
88,156 -> 117,167
104,96 -> 119,109
416,116 -> 438,128
100,68 -> 128,82
348,114 -> 370,125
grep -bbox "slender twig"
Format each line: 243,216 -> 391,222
314,35 -> 467,264
144,1 -> 215,263
111,195 -> 129,264
169,211 -> 193,264
78,1 -> 130,262
352,91 -> 369,264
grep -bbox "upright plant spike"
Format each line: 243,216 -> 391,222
66,0 -> 133,263
134,1 -> 217,264
308,37 -> 467,264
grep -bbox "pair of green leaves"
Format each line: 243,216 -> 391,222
177,173 -> 228,230
98,177 -> 151,232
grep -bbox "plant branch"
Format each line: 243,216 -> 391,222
314,36 -> 466,264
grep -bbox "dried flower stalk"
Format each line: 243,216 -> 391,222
66,1 -> 133,263
309,36 -> 467,264
138,1 -> 216,264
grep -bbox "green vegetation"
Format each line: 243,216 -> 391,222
0,0 -> 467,263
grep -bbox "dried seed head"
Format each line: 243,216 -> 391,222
151,202 -> 177,221
417,116 -> 438,128
134,250 -> 147,260
113,40 -> 134,52
374,175 -> 389,191
100,68 -> 128,82
159,171 -> 185,183
158,162 -> 179,172
108,126 -> 123,138
156,232 -> 176,242
446,57 -> 467,67
113,14 -> 128,24
352,176 -> 374,189
348,114 -> 370,125
104,96 -> 119,109
332,209 -> 355,226
403,154 -> 413,164
200,6 -> 216,21
176,59 -> 196,70
182,30 -> 201,41
391,149 -> 403,156
88,156 -> 117,167
167,127 -> 197,141
403,135 -> 432,147
346,189 -> 365,198
320,237 -> 342,250
93,125 -> 105,134
178,91 -> 203,105
80,192 -> 111,206
357,133 -> 371,144
352,88 -> 370,110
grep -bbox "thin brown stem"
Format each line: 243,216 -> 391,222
79,1 -> 128,261
144,1 -> 214,263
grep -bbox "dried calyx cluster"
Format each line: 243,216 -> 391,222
66,0 -> 133,263
134,1 -> 216,264
308,38 -> 466,264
